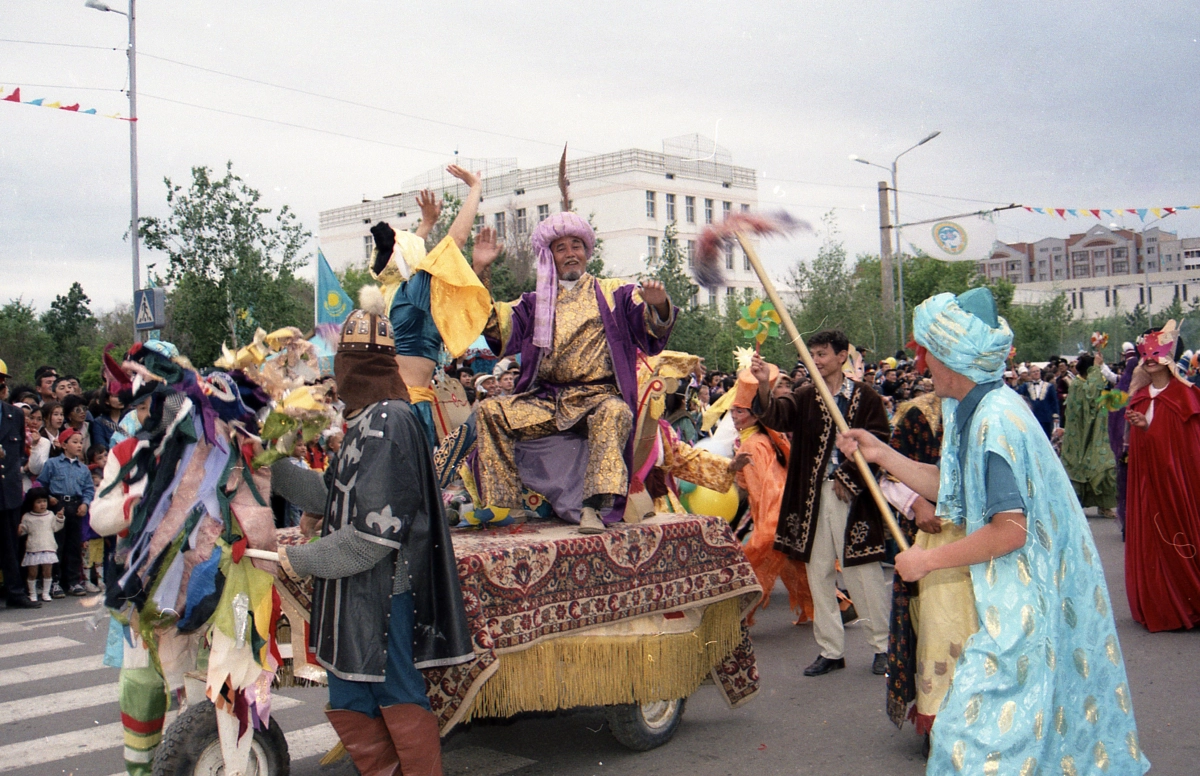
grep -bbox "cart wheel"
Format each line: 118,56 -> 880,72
151,699 -> 290,776
604,698 -> 686,751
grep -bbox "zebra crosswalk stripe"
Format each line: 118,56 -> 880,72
0,682 -> 118,725
0,654 -> 107,688
0,636 -> 83,660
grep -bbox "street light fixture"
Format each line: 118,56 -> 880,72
86,0 -> 140,339
852,131 -> 941,346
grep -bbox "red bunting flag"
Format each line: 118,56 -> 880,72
61,103 -> 79,112
1055,208 -> 1066,218
2,88 -> 19,102
1089,209 -> 1101,218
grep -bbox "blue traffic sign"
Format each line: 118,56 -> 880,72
134,287 -> 166,331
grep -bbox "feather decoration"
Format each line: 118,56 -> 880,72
358,285 -> 386,316
558,143 -> 571,212
102,343 -> 133,395
695,210 -> 811,288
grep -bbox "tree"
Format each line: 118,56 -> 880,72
0,298 -> 53,384
40,282 -> 96,377
139,162 -> 312,366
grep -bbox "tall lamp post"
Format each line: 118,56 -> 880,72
85,0 -> 139,339
850,130 -> 941,346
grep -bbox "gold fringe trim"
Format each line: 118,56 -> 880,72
465,597 -> 743,721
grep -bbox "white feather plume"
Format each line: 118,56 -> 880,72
358,285 -> 386,316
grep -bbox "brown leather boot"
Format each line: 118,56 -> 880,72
325,708 -> 400,776
380,703 -> 443,776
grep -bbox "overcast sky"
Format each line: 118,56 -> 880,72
5,1 -> 1200,312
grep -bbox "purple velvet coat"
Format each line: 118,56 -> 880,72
487,278 -> 676,515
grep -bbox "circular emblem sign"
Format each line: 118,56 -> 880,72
932,221 -> 968,255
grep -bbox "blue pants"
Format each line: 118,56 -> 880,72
412,400 -> 438,452
326,592 -> 431,717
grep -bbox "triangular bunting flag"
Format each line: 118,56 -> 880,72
2,88 -> 19,102
1102,210 -> 1114,218
1115,209 -> 1125,216
1067,209 -> 1079,217
1089,209 -> 1101,218
1136,209 -> 1148,221
61,103 -> 79,111
43,101 -> 60,109
1150,208 -> 1163,218
26,98 -> 43,106
82,108 -> 96,114
1055,208 -> 1066,218
1164,207 -> 1176,215
1023,206 -> 1033,212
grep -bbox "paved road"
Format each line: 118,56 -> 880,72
0,514 -> 1193,775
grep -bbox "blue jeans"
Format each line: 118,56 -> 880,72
326,592 -> 431,717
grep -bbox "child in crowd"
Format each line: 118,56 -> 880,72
40,428 -> 95,597
18,487 -> 63,602
82,447 -> 109,592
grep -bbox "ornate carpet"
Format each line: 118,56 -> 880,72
276,513 -> 762,733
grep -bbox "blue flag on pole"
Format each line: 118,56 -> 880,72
316,249 -> 352,325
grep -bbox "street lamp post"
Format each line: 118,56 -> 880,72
86,0 -> 139,339
851,130 -> 941,346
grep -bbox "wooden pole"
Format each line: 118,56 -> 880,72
735,233 -> 910,551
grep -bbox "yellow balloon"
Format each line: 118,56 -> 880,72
684,484 -> 739,522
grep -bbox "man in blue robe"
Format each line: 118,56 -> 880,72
838,288 -> 1149,776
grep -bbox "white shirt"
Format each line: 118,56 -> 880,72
1145,384 -> 1167,427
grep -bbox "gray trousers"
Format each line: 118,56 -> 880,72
808,481 -> 890,659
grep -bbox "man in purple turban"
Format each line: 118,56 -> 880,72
475,212 -> 676,533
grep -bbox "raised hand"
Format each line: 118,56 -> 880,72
749,353 -> 772,384
416,190 -> 442,225
446,165 -> 481,189
473,226 -> 503,269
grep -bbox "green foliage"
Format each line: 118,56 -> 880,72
139,162 -> 312,366
0,298 -> 54,384
39,283 -> 97,378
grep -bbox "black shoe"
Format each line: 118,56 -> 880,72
6,597 -> 42,609
50,582 -> 66,599
803,655 -> 846,676
872,652 -> 889,675
68,583 -> 88,597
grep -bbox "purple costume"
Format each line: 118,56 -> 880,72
1108,353 -> 1138,532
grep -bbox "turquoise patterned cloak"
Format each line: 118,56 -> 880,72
927,386 -> 1149,776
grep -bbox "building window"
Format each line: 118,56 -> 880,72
704,199 -> 714,224
1092,250 -> 1107,259
741,203 -> 750,213
725,245 -> 734,270
665,193 -> 676,222
537,204 -> 549,223
1147,246 -> 1156,255
1112,247 -> 1127,258
474,214 -> 484,229
515,208 -> 527,233
648,236 -> 658,258
685,196 -> 696,223
1105,289 -> 1111,307
363,234 -> 374,260
723,201 -> 732,219
744,250 -> 751,271
1037,273 -> 1047,281
493,212 -> 506,239
687,240 -> 696,268
646,191 -> 657,219
691,290 -> 699,307
1113,262 -> 1128,273
726,286 -> 736,302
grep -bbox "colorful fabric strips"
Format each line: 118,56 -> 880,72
1,86 -> 133,121
1022,205 -> 1196,221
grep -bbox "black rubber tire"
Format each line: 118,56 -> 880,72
604,698 -> 686,751
151,699 -> 291,776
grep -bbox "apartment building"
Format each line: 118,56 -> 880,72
318,135 -> 761,307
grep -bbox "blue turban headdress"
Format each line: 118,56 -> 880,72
912,287 -> 1013,384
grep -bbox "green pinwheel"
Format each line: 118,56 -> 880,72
736,298 -> 782,351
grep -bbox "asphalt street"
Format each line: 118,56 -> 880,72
0,513 -> 1194,776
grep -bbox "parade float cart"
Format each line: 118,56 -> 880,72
156,512 -> 762,774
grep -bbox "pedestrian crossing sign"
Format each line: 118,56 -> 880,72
134,288 -> 166,331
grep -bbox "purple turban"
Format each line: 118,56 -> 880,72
529,212 -> 595,350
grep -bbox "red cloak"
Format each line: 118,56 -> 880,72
1125,378 -> 1200,632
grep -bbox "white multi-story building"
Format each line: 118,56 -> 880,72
980,224 -> 1200,320
318,135 -> 760,307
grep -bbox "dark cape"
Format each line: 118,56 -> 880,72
756,379 -> 891,566
310,399 -> 473,680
